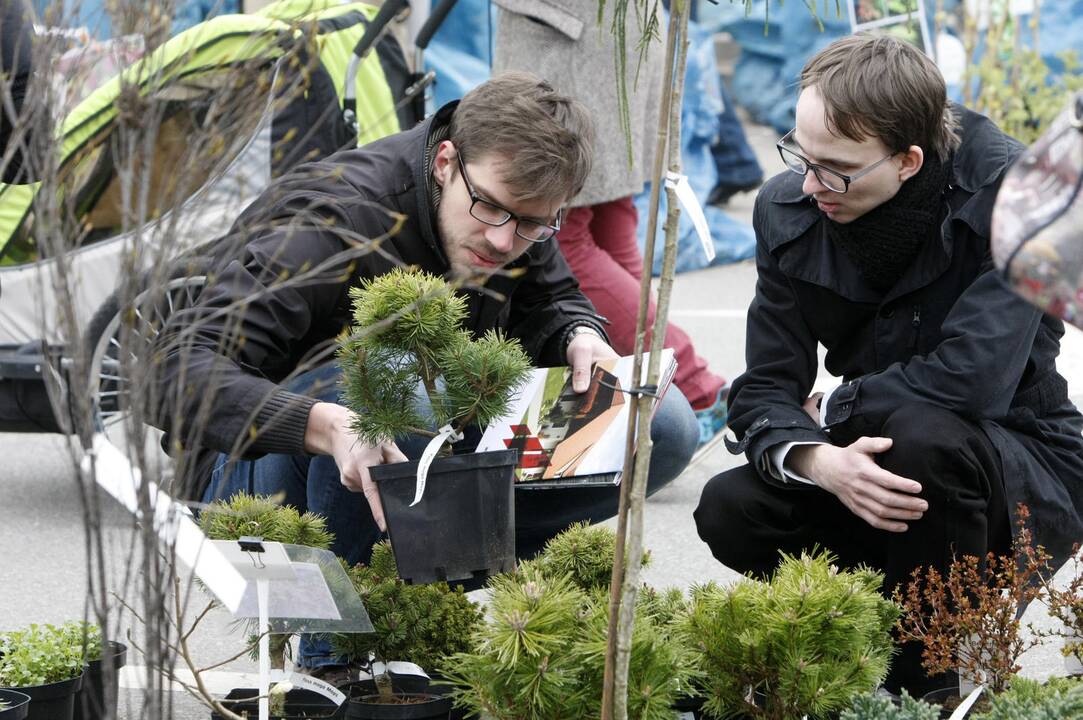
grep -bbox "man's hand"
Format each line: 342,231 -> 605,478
566,329 -> 619,393
788,437 -> 927,533
305,402 -> 407,532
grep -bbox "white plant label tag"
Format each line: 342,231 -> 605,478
665,171 -> 715,262
948,684 -> 985,720
270,670 -> 346,705
412,424 -> 463,507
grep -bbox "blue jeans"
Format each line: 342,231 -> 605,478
204,362 -> 698,667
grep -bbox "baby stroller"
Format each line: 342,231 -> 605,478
0,0 -> 439,434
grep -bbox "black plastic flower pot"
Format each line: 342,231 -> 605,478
74,641 -> 127,720
0,690 -> 30,720
371,449 -> 517,585
210,687 -> 343,719
344,683 -> 450,720
4,670 -> 85,720
922,686 -> 990,719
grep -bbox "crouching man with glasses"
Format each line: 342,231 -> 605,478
152,72 -> 698,672
694,34 -> 1083,696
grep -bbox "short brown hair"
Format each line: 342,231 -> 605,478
800,33 -> 960,161
449,71 -> 594,205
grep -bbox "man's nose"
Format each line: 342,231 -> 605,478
802,169 -> 828,196
485,221 -> 517,254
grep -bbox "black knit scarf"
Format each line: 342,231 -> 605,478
824,154 -> 951,293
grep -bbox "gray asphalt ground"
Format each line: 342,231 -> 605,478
2,115 -> 1083,718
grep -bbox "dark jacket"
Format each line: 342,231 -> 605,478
154,102 -> 604,500
727,107 -> 1083,563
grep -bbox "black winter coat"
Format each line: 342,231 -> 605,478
727,107 -> 1083,563
154,102 -> 604,500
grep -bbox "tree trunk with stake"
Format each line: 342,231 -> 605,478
601,1 -> 692,718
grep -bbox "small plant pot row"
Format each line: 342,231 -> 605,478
0,641 -> 126,720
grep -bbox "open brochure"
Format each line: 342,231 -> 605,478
476,350 -> 677,489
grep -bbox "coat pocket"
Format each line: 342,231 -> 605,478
491,0 -> 585,40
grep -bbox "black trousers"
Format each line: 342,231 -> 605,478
694,403 -> 1011,697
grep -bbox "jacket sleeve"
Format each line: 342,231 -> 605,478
822,262 -> 1044,435
152,171 -> 393,459
727,193 -> 832,482
505,237 -> 609,366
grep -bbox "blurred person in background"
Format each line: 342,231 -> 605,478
493,0 -> 732,449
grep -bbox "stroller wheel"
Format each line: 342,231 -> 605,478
84,267 -> 209,432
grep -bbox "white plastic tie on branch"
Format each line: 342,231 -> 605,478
664,170 -> 715,262
412,424 -> 463,506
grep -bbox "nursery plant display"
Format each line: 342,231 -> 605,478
680,550 -> 899,720
0,623 -> 87,720
329,540 -> 482,718
440,569 -> 695,720
338,268 -> 532,585
972,677 -> 1083,719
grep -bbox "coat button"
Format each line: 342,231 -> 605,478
880,307 -> 895,319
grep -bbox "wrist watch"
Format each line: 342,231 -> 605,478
565,324 -> 603,346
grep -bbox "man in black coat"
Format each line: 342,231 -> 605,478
154,72 -> 698,569
694,34 -> 1083,695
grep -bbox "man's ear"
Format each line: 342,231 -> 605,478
432,140 -> 456,186
898,145 -> 924,182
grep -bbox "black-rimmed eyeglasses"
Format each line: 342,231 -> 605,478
776,128 -> 896,194
456,155 -> 561,243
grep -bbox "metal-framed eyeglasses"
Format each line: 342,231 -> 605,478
776,128 -> 897,194
456,154 -> 562,242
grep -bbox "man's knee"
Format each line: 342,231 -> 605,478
877,403 -> 997,498
646,386 -> 698,492
694,465 -> 762,565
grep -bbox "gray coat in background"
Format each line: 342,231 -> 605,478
493,0 -> 665,208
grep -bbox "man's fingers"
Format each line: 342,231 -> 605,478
569,350 -> 592,393
852,436 -> 893,454
855,505 -> 909,533
383,442 -> 408,465
865,465 -> 924,496
359,468 -> 387,532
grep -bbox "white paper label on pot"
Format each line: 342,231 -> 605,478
272,670 -> 346,705
412,424 -> 463,506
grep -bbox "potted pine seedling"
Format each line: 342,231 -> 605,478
338,268 -> 532,586
679,550 -> 899,720
0,690 -> 30,720
0,624 -> 86,720
59,621 -> 128,720
330,541 -> 483,720
200,493 -> 343,720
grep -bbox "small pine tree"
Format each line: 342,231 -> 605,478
199,492 -> 334,550
682,550 -> 899,720
330,541 -> 483,690
526,522 -> 649,593
440,567 -> 695,720
337,268 -> 532,449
